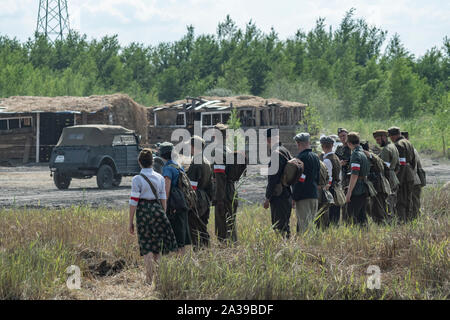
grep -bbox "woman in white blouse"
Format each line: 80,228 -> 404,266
128,149 -> 178,285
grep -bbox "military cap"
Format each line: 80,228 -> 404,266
265,128 -> 279,138
388,127 -> 401,136
401,131 -> 409,139
337,128 -> 348,135
373,130 -> 388,138
319,135 -> 334,145
294,132 -> 310,143
159,141 -> 174,155
214,123 -> 228,131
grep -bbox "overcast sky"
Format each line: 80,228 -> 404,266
1,0 -> 449,57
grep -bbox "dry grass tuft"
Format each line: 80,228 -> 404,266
0,187 -> 448,300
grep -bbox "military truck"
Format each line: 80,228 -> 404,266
49,125 -> 164,190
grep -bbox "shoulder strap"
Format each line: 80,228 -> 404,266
140,174 -> 161,205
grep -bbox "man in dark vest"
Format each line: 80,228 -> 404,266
345,132 -> 370,226
320,135 -> 342,226
388,127 -> 416,222
263,128 -> 293,238
212,123 -> 238,243
292,132 -> 320,233
186,135 -> 213,249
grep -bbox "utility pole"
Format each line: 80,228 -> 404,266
36,0 -> 70,42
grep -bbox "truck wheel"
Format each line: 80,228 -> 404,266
112,174 -> 122,187
97,164 -> 114,189
54,172 -> 71,190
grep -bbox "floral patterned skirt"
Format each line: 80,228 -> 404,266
136,199 -> 178,256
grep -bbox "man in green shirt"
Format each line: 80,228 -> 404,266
345,132 -> 370,226
373,130 -> 400,216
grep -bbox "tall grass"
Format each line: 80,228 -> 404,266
0,187 -> 448,300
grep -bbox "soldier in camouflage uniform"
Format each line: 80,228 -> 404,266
212,123 -> 238,243
388,127 -> 416,222
186,136 -> 213,249
402,131 -> 425,220
335,128 -> 352,223
373,130 -> 400,216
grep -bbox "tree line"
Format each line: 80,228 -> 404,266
0,9 -> 448,121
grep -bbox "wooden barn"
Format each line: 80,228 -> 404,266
147,95 -> 307,154
0,94 -> 148,164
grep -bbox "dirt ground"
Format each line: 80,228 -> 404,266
1,155 -> 449,209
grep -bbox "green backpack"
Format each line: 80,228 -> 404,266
169,164 -> 198,213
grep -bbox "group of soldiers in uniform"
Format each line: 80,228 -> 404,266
264,126 -> 426,236
165,124 -> 427,249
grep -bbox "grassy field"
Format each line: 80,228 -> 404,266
0,186 -> 449,300
323,116 -> 449,157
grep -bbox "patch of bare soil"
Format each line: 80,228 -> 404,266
0,155 -> 449,209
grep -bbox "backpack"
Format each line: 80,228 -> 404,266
169,164 -> 198,213
281,158 -> 304,187
319,160 -> 329,187
225,151 -> 248,182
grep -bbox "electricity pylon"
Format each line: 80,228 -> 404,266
36,0 -> 70,42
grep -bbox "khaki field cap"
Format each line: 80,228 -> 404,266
388,127 -> 401,137
373,130 -> 388,138
294,132 -> 310,143
214,123 -> 228,131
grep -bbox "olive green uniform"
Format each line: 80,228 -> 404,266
348,146 -> 370,225
186,154 -> 213,248
366,152 -> 390,224
379,142 -> 400,215
213,145 -> 238,243
412,149 -> 423,220
394,136 -> 416,222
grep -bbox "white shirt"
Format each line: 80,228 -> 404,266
129,168 -> 166,206
323,152 -> 334,185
